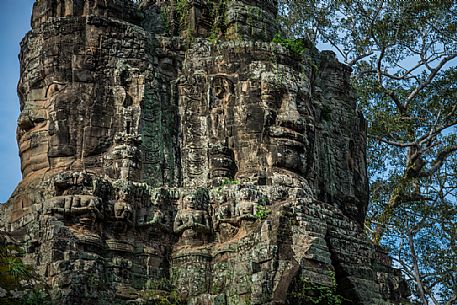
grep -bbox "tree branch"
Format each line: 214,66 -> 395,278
376,137 -> 418,147
347,51 -> 374,66
418,145 -> 457,178
408,231 -> 429,305
404,53 -> 457,109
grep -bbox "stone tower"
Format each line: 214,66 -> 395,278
0,0 -> 408,304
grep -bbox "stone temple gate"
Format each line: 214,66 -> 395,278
0,0 -> 408,304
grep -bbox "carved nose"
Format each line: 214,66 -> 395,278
18,113 -> 34,132
276,94 -> 305,133
18,113 -> 47,132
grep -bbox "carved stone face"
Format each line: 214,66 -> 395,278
260,69 -> 312,177
17,30 -> 136,178
207,76 -> 237,183
17,45 -> 109,177
182,191 -> 208,211
17,94 -> 51,177
17,82 -> 107,177
180,53 -> 313,186
47,85 -> 86,159
238,201 -> 254,216
233,63 -> 313,184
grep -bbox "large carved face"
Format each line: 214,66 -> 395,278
232,62 -> 313,185
17,90 -> 51,177
17,42 -> 100,177
180,51 -> 314,187
17,81 -> 109,177
17,39 -> 142,178
260,67 -> 312,177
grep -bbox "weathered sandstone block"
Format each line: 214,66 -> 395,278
0,0 -> 408,304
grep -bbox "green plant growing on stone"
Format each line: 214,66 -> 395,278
255,205 -> 272,220
272,34 -> 307,57
22,289 -> 52,305
142,278 -> 185,305
208,32 -> 219,44
176,0 -> 191,35
221,177 -> 240,186
4,256 -> 31,279
1,245 -> 27,276
148,277 -> 175,291
143,292 -> 184,305
211,283 -> 221,295
160,7 -> 171,34
288,272 -> 346,305
0,243 -> 49,305
175,0 -> 189,21
208,0 -> 227,43
216,178 -> 239,195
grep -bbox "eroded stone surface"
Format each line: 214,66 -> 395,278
0,0 -> 408,304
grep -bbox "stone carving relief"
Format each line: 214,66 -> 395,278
174,188 -> 213,248
0,1 -> 409,304
213,191 -> 238,242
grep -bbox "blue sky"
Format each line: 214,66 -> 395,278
0,0 -> 35,202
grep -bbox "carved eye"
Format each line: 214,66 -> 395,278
18,115 -> 33,132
